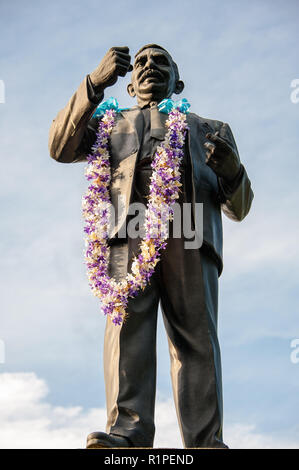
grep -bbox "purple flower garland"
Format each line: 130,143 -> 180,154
82,107 -> 188,326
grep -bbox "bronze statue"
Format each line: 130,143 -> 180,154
49,44 -> 253,448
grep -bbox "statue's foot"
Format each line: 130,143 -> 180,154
86,432 -> 132,449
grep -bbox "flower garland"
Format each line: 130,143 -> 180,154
82,98 -> 190,326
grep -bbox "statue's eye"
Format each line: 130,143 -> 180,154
135,57 -> 146,67
155,56 -> 169,66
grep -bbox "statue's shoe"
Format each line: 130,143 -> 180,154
86,432 -> 132,449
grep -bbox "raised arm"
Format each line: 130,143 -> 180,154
48,46 -> 132,163
204,123 -> 254,221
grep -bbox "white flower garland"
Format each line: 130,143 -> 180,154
82,105 -> 188,325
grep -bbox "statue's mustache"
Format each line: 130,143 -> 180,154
140,68 -> 163,82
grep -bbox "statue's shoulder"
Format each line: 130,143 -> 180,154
187,112 -> 224,132
120,106 -> 139,114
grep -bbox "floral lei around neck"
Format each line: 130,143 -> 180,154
82,97 -> 190,325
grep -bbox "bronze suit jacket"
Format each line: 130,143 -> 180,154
49,76 -> 254,275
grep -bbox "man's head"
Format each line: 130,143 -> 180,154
127,44 -> 184,107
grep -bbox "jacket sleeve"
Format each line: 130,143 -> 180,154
48,75 -> 103,163
217,123 -> 254,221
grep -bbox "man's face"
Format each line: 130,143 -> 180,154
130,47 -> 177,105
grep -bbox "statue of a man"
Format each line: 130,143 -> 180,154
49,44 -> 253,449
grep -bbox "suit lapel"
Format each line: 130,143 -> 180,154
120,107 -> 143,149
108,108 -> 142,241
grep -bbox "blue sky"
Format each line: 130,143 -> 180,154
0,0 -> 298,448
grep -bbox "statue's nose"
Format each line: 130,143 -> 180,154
145,56 -> 155,68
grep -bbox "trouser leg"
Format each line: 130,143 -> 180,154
104,241 -> 160,447
159,238 -> 226,448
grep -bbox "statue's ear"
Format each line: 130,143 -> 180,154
127,83 -> 136,97
174,80 -> 184,95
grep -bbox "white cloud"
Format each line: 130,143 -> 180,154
225,423 -> 299,449
0,372 -> 105,449
0,372 -> 297,449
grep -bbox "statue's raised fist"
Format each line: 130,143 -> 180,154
89,46 -> 133,91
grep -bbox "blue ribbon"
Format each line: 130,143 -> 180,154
157,98 -> 190,114
92,97 -> 130,118
92,97 -> 190,118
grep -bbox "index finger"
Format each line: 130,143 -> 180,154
113,46 -> 130,53
206,132 -> 229,148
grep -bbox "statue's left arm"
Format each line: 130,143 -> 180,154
205,123 -> 254,221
